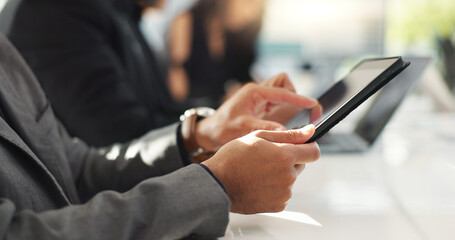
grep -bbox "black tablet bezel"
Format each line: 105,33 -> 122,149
306,57 -> 410,143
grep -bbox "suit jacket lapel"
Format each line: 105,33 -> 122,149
0,63 -> 71,205
0,117 -> 71,205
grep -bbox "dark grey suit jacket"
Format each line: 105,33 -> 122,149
0,34 -> 229,239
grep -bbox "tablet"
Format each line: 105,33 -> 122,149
285,56 -> 410,143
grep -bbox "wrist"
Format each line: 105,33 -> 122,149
180,107 -> 216,163
202,156 -> 236,210
194,116 -> 220,152
201,159 -> 227,193
198,163 -> 227,193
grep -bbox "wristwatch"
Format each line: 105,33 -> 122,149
180,107 -> 216,162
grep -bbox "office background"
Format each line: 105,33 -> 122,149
226,1 -> 455,239
1,0 -> 454,239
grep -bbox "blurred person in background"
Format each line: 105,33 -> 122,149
167,0 -> 266,106
139,0 -> 199,76
6,0 -> 187,146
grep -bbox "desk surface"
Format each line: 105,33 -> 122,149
221,96 -> 455,240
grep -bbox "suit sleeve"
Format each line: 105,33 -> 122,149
0,165 -> 230,240
66,122 -> 190,201
0,32 -> 230,239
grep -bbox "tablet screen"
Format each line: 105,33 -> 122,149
285,58 -> 400,129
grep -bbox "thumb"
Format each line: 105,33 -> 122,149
256,124 -> 315,144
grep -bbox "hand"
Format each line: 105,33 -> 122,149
262,73 -> 323,126
260,73 -> 308,123
195,75 -> 318,152
202,125 -> 320,214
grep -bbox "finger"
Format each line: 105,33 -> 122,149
262,104 -> 303,124
254,86 -> 318,109
284,142 -> 320,164
261,73 -> 296,92
242,117 -> 286,132
255,124 -> 315,144
310,104 -> 323,123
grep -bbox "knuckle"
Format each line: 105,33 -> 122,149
296,163 -> 306,173
274,204 -> 286,212
309,142 -> 321,161
285,189 -> 293,201
287,147 -> 298,161
244,82 -> 258,92
274,203 -> 287,212
251,138 -> 267,151
277,148 -> 294,164
247,141 -> 261,153
301,142 -> 320,163
284,173 -> 297,186
255,137 -> 267,145
278,171 -> 296,188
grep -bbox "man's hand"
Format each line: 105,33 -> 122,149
260,73 -> 308,123
195,74 -> 318,152
202,125 -> 320,214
